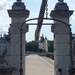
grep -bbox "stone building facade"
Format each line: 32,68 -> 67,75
39,35 -> 48,52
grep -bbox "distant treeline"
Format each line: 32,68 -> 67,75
26,40 -> 54,52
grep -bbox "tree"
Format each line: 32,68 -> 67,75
48,40 -> 54,52
26,40 -> 39,52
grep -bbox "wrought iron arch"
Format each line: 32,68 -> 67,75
21,18 -> 70,28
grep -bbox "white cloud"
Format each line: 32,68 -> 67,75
71,15 -> 75,22
0,9 -> 11,35
0,27 -> 8,35
0,0 -> 13,10
69,14 -> 75,34
0,0 -> 13,34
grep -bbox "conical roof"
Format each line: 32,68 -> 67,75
40,34 -> 45,43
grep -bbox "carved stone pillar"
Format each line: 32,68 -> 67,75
50,1 -> 73,75
8,0 -> 30,75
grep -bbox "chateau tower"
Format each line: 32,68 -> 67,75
39,35 -> 48,52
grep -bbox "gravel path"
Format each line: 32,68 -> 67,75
26,54 -> 54,75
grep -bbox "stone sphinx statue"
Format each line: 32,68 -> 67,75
0,51 -> 17,74
0,36 -> 17,74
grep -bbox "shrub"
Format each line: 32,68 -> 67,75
46,54 -> 54,60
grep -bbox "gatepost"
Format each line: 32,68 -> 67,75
50,0 -> 73,75
8,0 -> 30,75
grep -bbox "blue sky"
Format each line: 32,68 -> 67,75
0,0 -> 75,41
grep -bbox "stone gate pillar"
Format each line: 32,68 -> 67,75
8,0 -> 30,75
50,1 -> 73,75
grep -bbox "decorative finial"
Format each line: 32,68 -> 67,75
17,0 -> 22,2
58,0 -> 64,3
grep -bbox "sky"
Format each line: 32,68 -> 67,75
0,0 -> 75,42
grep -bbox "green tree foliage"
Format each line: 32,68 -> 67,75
48,40 -> 54,52
26,40 -> 39,52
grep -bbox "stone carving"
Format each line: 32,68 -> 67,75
0,36 -> 17,74
0,49 -> 13,74
0,37 -> 6,56
0,66 -> 17,74
58,0 -> 64,2
12,0 -> 26,10
17,0 -> 22,2
54,0 -> 69,10
0,50 -> 17,74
